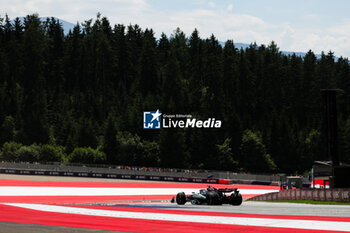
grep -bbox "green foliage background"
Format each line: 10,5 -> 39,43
1,14 -> 350,174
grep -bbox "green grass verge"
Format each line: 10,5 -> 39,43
254,200 -> 350,205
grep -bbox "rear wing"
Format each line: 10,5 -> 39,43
217,188 -> 238,193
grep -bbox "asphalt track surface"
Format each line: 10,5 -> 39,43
127,201 -> 350,217
0,174 -> 350,233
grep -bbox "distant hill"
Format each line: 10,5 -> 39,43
50,18 -> 76,34
219,41 -> 322,59
12,17 -> 322,59
11,17 -> 75,34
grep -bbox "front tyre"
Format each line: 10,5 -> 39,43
176,192 -> 187,205
191,199 -> 199,205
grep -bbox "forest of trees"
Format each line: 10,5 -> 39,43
1,14 -> 350,174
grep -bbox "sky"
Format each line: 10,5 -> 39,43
1,0 -> 350,58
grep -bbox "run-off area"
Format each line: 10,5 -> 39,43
0,177 -> 349,233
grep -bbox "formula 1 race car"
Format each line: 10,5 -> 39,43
172,185 -> 243,206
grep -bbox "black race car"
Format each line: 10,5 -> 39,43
172,185 -> 243,206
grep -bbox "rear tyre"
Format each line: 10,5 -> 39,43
230,193 -> 243,206
207,191 -> 220,205
176,192 -> 186,205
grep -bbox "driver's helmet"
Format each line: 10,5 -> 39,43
207,185 -> 215,191
199,189 -> 207,195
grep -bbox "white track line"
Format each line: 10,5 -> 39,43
0,187 -> 274,196
3,203 -> 350,232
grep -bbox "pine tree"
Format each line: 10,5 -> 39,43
21,14 -> 49,144
103,114 -> 119,164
